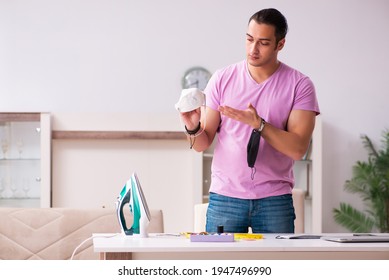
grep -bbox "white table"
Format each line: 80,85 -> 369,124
93,233 -> 389,260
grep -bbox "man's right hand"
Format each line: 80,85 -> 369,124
180,107 -> 201,130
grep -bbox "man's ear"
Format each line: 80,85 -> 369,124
277,38 -> 286,50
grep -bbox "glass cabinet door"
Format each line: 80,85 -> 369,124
0,113 -> 51,208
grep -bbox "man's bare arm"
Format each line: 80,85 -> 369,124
261,110 -> 316,160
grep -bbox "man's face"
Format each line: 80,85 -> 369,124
245,21 -> 284,68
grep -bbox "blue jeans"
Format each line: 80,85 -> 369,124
206,192 -> 295,233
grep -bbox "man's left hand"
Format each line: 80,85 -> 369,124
218,103 -> 261,129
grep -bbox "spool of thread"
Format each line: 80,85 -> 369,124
217,225 -> 224,234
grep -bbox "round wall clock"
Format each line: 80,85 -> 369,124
181,66 -> 212,90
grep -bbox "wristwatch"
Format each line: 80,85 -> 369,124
256,118 -> 266,132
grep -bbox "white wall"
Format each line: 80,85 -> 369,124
1,0 -> 389,233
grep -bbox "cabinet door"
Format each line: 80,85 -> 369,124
0,113 -> 51,207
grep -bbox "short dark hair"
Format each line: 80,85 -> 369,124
249,8 -> 288,43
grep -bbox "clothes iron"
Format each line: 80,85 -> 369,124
116,172 -> 151,237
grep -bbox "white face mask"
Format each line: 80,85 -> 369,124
175,88 -> 205,113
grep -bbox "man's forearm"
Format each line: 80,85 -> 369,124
261,112 -> 316,160
186,129 -> 211,152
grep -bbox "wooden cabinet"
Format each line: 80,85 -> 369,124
0,113 -> 51,207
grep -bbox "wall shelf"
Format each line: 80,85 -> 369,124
0,159 -> 41,161
0,113 -> 41,122
52,131 -> 186,140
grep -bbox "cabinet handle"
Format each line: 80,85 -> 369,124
36,177 -> 41,182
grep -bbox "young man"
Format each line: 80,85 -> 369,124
180,8 -> 320,233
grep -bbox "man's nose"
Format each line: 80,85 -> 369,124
250,43 -> 259,54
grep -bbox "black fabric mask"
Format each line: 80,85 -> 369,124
247,129 -> 261,168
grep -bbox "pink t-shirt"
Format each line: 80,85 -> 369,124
204,60 -> 320,199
